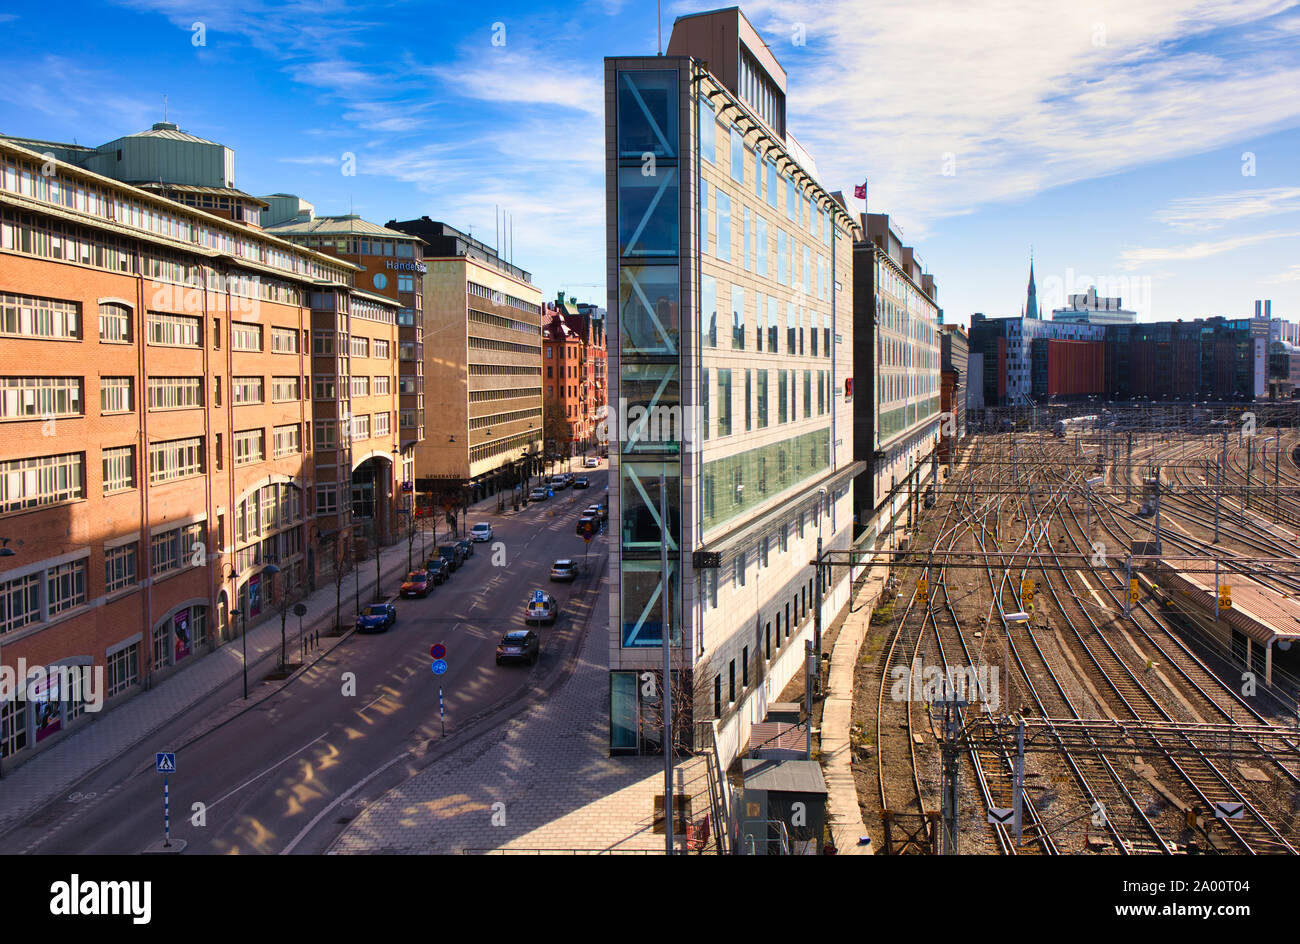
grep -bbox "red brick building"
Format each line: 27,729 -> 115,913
0,134 -> 394,767
542,294 -> 607,455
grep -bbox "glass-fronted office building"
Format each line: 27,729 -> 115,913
605,8 -> 862,766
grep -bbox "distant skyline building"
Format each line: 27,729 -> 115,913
1051,285 -> 1137,325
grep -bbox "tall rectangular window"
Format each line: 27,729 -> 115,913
786,177 -> 796,221
698,97 -> 715,164
811,309 -> 819,357
105,543 -> 137,594
778,371 -> 788,423
767,297 -> 778,352
701,368 -> 710,442
743,207 -> 752,271
824,312 -> 832,357
716,190 -> 731,263
730,127 -> 745,183
102,445 -> 135,493
766,159 -> 778,208
700,274 -> 717,348
717,369 -> 731,437
754,148 -> 763,199
757,370 -> 768,428
731,284 -> 745,350
699,180 -> 709,256
745,369 -> 752,432
787,302 -> 797,354
755,216 -> 768,277
776,229 -> 787,284
803,245 -> 811,295
804,370 -> 812,418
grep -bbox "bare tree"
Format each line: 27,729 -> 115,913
272,574 -> 304,670
330,538 -> 354,635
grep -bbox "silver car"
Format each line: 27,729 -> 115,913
524,592 -> 559,624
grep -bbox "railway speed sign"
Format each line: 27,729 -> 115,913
1219,586 -> 1232,610
916,578 -> 928,603
1020,578 -> 1034,606
1129,578 -> 1140,604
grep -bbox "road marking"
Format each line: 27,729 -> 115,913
208,732 -> 328,810
359,690 -> 394,712
280,747 -> 413,855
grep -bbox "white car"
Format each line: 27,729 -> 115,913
470,522 -> 493,542
584,457 -> 599,468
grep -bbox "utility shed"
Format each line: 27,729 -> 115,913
740,759 -> 828,855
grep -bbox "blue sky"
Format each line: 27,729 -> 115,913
2,0 -> 1298,326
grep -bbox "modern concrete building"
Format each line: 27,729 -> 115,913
605,7 -> 861,767
852,212 -> 942,552
1050,285 -> 1137,325
0,135 -> 365,766
387,218 -> 544,507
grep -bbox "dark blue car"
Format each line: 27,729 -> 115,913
356,603 -> 397,633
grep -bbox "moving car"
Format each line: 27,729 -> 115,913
576,513 -> 599,537
529,487 -> 549,501
400,570 -> 433,598
584,457 -> 599,468
456,538 -> 474,559
496,630 -> 539,666
573,475 -> 589,489
524,591 -> 559,625
356,603 -> 397,633
470,522 -> 494,542
550,475 -> 568,491
424,557 -> 449,584
550,559 -> 578,582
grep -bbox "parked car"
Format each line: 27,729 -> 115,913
438,544 -> 462,571
583,503 -> 607,522
424,557 -> 449,584
529,487 -> 549,501
456,538 -> 474,559
470,522 -> 494,542
576,514 -> 600,537
584,457 -> 599,468
573,475 -> 590,489
550,475 -> 568,491
400,570 -> 433,598
356,603 -> 397,633
550,559 -> 578,582
524,591 -> 559,625
496,630 -> 540,666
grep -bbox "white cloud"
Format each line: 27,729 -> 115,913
1119,228 -> 1300,268
735,0 -> 1300,234
1152,187 -> 1300,231
1267,263 -> 1300,283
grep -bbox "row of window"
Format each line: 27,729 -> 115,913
699,276 -> 833,357
467,281 -> 540,315
0,557 -> 88,636
469,308 -> 540,337
700,368 -> 830,440
468,386 -> 541,404
699,184 -> 831,302
468,407 -> 542,430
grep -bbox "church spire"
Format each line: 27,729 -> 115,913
1025,249 -> 1040,320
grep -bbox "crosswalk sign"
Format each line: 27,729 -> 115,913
155,752 -> 176,773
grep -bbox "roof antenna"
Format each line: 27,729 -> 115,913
163,94 -> 168,123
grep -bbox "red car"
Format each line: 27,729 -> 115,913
400,570 -> 433,598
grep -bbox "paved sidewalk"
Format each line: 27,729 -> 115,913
331,575 -> 716,855
822,566 -> 887,855
0,535 -> 418,836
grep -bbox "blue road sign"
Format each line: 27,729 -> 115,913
156,752 -> 176,773
533,589 -> 545,603
432,659 -> 448,675
547,488 -> 553,498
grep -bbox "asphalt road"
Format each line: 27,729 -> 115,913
2,466 -> 609,855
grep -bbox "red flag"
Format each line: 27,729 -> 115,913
853,183 -> 866,199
